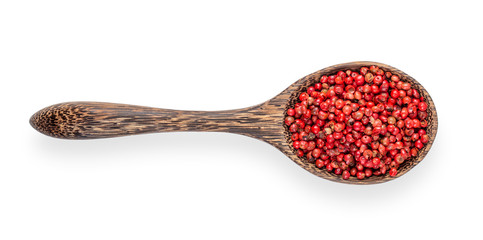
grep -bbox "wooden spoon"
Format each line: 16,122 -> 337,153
30,61 -> 438,184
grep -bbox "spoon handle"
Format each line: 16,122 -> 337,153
30,101 -> 282,140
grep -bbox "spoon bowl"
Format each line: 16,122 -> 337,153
30,61 -> 438,184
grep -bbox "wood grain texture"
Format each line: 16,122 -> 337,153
30,61 -> 437,184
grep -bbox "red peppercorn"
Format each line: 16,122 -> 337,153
312,148 -> 321,158
315,159 -> 324,168
365,168 -> 373,178
415,140 -> 424,149
299,141 -> 308,150
342,170 -> 350,180
401,82 -> 411,90
299,92 -> 309,101
421,134 -> 429,144
361,135 -> 372,144
311,125 -> 320,134
342,105 -> 352,115
285,116 -> 295,126
389,168 -> 397,177
418,102 -> 428,111
296,149 -> 304,157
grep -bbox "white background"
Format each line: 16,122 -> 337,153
1,1 -> 481,239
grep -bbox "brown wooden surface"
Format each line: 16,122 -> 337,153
30,61 -> 438,184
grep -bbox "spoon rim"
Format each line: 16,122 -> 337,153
278,61 -> 438,184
